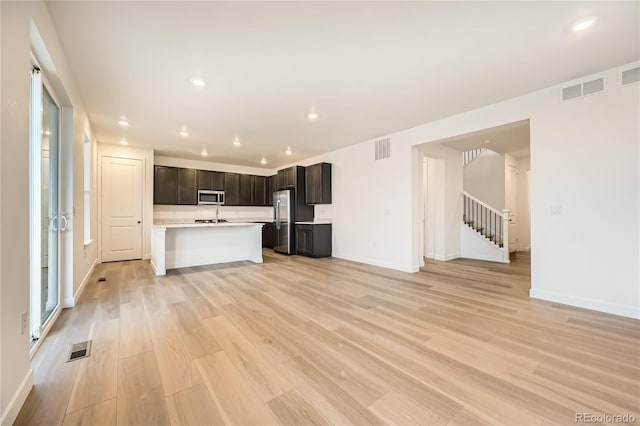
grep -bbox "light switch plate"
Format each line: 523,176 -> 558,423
550,205 -> 563,216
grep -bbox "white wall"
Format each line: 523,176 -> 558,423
298,61 -> 639,319
155,155 -> 275,176
294,139 -> 415,272
423,158 -> 443,259
1,2 -> 98,423
463,149 -> 506,210
460,224 -> 505,263
420,144 -> 463,261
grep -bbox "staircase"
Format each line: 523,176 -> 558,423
462,191 -> 510,262
463,148 -> 485,165
459,148 -> 510,263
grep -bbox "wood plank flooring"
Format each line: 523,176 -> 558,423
16,251 -> 640,425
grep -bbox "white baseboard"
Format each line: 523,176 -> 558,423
64,259 -> 97,308
333,252 -> 416,273
460,253 -> 509,263
0,368 -> 33,426
530,288 -> 640,320
433,253 -> 460,262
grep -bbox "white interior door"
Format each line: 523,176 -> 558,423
506,163 -> 519,253
101,156 -> 143,262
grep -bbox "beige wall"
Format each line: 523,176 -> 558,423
1,2 -> 98,423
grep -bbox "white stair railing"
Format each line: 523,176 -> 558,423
462,191 -> 510,262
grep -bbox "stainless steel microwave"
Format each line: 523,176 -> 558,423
197,190 -> 225,205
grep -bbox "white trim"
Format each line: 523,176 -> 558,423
462,190 -> 503,216
530,289 -> 640,320
83,238 -> 94,247
63,259 -> 97,308
333,253 -> 417,273
459,254 -> 510,263
433,253 -> 461,262
0,369 -> 34,426
29,305 -> 61,359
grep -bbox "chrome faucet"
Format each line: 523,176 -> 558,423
215,206 -> 219,223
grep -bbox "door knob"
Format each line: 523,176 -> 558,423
137,221 -> 141,224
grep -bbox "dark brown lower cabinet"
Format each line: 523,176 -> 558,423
262,222 -> 274,248
295,224 -> 332,258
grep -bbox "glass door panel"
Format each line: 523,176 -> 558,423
40,87 -> 60,326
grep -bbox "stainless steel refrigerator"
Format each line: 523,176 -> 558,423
274,189 -> 294,254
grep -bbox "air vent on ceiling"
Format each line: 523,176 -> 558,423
374,138 -> 391,160
561,77 -> 605,101
621,67 -> 640,86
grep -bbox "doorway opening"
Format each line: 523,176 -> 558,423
417,119 -> 532,289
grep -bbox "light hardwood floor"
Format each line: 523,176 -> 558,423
16,251 -> 640,425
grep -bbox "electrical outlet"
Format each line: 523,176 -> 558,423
21,312 -> 28,335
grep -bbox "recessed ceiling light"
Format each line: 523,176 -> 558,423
118,119 -> 129,127
232,137 -> 241,147
572,17 -> 596,32
260,157 -> 267,165
190,77 -> 205,87
484,139 -> 491,144
285,146 -> 292,155
179,129 -> 189,137
201,148 -> 208,157
307,111 -> 318,121
120,138 -> 128,146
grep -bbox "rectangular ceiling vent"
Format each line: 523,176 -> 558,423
561,77 -> 605,101
621,67 -> 640,86
374,138 -> 391,160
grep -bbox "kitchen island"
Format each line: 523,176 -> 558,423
151,222 -> 264,276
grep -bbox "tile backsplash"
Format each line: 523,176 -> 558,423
154,205 -> 273,222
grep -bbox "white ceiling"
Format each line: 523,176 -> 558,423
46,1 -> 639,169
436,119 -> 531,158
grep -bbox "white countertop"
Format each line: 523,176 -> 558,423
295,219 -> 333,225
153,221 -> 264,229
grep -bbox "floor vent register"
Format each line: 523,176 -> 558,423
67,340 -> 92,362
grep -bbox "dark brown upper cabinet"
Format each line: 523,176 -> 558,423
177,168 -> 197,205
155,166 -> 303,207
276,166 -> 296,190
154,166 -> 178,205
253,175 -> 267,206
197,170 -> 224,191
224,172 -> 240,205
239,174 -> 254,206
305,162 -> 332,204
266,175 -> 275,206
